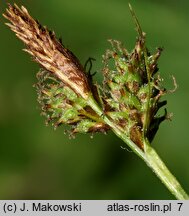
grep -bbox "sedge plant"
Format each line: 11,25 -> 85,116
3,3 -> 189,199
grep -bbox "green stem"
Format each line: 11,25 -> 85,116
144,139 -> 189,200
87,95 -> 189,200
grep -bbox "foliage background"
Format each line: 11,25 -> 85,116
0,0 -> 189,199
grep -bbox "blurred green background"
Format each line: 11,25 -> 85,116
0,0 -> 189,199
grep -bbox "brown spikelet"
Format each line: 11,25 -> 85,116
3,4 -> 90,99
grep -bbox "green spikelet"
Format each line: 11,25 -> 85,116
35,70 -> 109,134
102,33 -> 168,149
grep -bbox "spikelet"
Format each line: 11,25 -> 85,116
102,38 -> 169,148
3,4 -> 90,99
35,70 -> 109,134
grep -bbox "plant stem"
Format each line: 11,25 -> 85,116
144,139 -> 189,200
87,95 -> 189,200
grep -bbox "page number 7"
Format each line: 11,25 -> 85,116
177,203 -> 183,211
